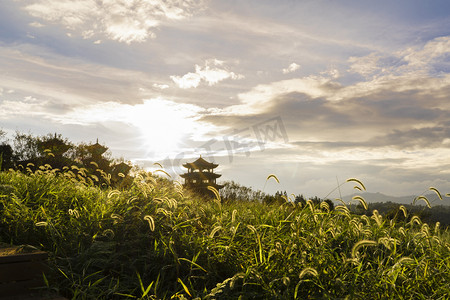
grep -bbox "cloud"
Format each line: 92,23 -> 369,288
23,0 -> 205,43
291,124 -> 450,151
201,35 -> 450,167
348,53 -> 381,78
216,35 -> 450,116
171,72 -> 201,89
0,96 -> 52,119
49,97 -> 221,157
348,35 -> 450,82
221,73 -> 339,115
29,22 -> 45,28
153,83 -> 169,90
0,45 -> 164,108
51,97 -> 203,125
282,62 -> 300,74
171,59 -> 244,89
257,89 -> 449,149
400,36 -> 450,71
194,35 -> 450,189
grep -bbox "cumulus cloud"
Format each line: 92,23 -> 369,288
171,72 -> 201,89
400,36 -> 450,71
222,73 -> 340,115
218,36 -> 450,116
214,84 -> 450,153
0,96 -> 50,119
170,59 -> 244,89
282,62 -> 300,74
348,53 -> 381,78
197,35 -> 450,181
23,0 -> 204,43
349,36 -> 450,79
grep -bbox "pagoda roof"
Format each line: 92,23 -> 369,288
38,137 -> 71,156
86,139 -> 108,156
180,172 -> 221,179
114,162 -> 132,173
182,156 -> 218,170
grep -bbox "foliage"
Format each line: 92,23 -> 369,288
220,180 -> 267,202
0,131 -> 132,188
352,201 -> 450,229
0,168 -> 449,299
0,144 -> 14,171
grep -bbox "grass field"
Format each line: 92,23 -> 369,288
0,168 -> 449,299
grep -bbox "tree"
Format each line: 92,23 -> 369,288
220,181 -> 267,202
0,129 -> 14,170
37,133 -> 72,157
294,194 -> 306,206
5,130 -> 132,188
13,131 -> 40,162
71,141 -> 132,188
323,199 -> 335,211
310,196 -> 321,205
0,144 -> 14,170
12,132 -> 74,171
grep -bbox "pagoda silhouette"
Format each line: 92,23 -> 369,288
83,139 -> 110,171
180,156 -> 224,197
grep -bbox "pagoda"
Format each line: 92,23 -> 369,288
180,156 -> 224,196
82,139 -> 110,174
86,139 -> 108,160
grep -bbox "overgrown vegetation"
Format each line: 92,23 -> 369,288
0,131 -> 133,188
1,131 -> 449,298
0,166 -> 449,299
220,181 -> 334,209
351,201 -> 450,228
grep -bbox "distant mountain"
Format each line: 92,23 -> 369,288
342,192 -> 450,206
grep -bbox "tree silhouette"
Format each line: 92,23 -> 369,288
5,131 -> 132,188
0,144 -> 14,170
13,132 -> 73,171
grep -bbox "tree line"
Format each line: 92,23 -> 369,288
351,201 -> 450,228
0,130 -> 132,188
0,130 -> 337,208
219,180 -> 334,210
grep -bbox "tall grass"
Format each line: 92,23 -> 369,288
0,168 -> 449,299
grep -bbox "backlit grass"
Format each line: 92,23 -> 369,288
0,168 -> 449,299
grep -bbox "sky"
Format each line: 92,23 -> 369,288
1,0 -> 450,199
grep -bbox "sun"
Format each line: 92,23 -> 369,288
56,97 -> 214,159
127,98 -> 204,155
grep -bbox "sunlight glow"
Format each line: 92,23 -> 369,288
53,97 -> 215,156
127,98 -> 204,154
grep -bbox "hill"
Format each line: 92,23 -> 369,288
343,191 -> 450,206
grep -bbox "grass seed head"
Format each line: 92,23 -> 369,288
144,215 -> 155,231
429,187 -> 442,200
351,240 -> 377,259
266,174 -> 280,184
346,178 -> 366,191
352,195 -> 368,210
209,226 -> 222,238
299,267 -> 318,279
416,196 -> 431,208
